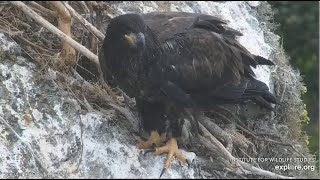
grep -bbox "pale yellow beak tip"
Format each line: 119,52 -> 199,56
124,33 -> 136,46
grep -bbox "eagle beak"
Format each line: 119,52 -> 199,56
124,32 -> 145,51
124,33 -> 137,46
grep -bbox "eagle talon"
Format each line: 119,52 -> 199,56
136,131 -> 167,149
153,138 -> 188,177
151,143 -> 157,149
144,148 -> 155,155
159,168 -> 167,178
186,159 -> 191,167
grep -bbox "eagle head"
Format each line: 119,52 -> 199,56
106,14 -> 147,53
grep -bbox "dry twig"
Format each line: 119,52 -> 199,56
63,2 -> 105,41
198,115 -> 233,153
197,122 -> 295,179
10,1 -> 99,65
9,1 -> 120,103
28,1 -> 58,17
48,1 -> 76,68
79,1 -> 90,13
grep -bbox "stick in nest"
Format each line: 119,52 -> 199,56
10,1 -> 120,104
195,121 -> 295,179
79,1 -> 90,13
197,115 -> 233,153
48,1 -> 76,68
63,2 -> 105,41
211,106 -> 301,153
10,1 -> 99,65
28,1 -> 58,17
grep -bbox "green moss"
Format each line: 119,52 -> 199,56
2,84 -> 10,98
7,54 -> 16,61
300,104 -> 310,124
34,72 -> 42,85
301,85 -> 307,94
303,134 -> 310,146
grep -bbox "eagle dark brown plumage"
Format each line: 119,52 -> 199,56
99,12 -> 278,177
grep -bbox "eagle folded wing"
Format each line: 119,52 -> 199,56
144,12 -> 275,107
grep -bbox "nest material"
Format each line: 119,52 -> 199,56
0,1 -> 317,179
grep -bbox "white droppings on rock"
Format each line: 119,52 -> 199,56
247,1 -> 260,7
0,123 -> 10,143
31,109 -> 43,123
139,1 -> 159,13
21,126 -> 48,141
12,64 -> 34,91
53,103 -> 64,121
80,112 -> 103,129
0,33 -> 18,52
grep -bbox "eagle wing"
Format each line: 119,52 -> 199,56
141,12 -> 241,41
141,12 -> 275,107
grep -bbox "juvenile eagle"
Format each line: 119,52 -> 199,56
99,12 -> 278,176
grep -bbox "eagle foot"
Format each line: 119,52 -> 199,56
145,138 -> 189,178
136,131 -> 167,149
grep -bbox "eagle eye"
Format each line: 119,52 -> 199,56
124,32 -> 145,51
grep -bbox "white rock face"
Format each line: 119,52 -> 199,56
0,2 -> 276,179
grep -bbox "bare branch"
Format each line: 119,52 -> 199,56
48,1 -> 76,68
108,103 -> 139,132
63,2 -> 105,41
10,1 -> 99,66
0,28 -> 24,36
79,1 -> 90,13
16,35 -> 54,54
198,115 -> 233,153
29,1 -> 58,17
48,1 -> 71,21
198,122 -> 237,165
239,161 -> 296,179
88,1 -> 98,9
197,122 -> 295,179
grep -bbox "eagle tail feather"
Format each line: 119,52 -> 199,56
243,78 -> 279,110
251,96 -> 275,111
254,55 -> 275,66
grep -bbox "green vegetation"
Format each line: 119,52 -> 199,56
269,1 -> 319,159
